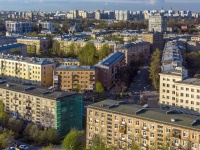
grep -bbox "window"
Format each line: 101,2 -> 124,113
191,89 -> 194,92
192,143 -> 196,148
128,119 -> 132,124
191,101 -> 194,105
186,88 -> 189,91
89,118 -> 92,123
114,116 -> 118,121
114,124 -> 118,129
192,133 -> 196,139
191,94 -> 194,98
101,113 -> 105,117
183,131 -> 188,137
136,121 -> 139,125
143,122 -> 147,128
150,124 -> 154,130
150,133 -> 154,138
186,100 -> 189,104
166,128 -> 170,132
135,129 -> 139,134
95,112 -> 99,116
89,110 -> 92,115
128,127 -> 132,132
101,121 -> 105,126
196,102 -> 200,105
122,118 -> 125,122
95,127 -> 98,132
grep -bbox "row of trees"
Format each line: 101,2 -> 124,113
149,48 -> 161,91
51,42 -> 111,65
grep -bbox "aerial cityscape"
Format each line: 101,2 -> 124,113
0,1 -> 200,150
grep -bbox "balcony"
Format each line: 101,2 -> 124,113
119,124 -> 126,134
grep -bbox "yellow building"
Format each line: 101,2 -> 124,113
53,38 -> 118,53
54,65 -> 98,92
86,100 -> 200,150
17,37 -> 49,55
0,80 -> 82,137
0,54 -> 55,87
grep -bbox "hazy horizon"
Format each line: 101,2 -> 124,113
0,0 -> 199,12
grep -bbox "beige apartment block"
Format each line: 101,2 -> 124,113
0,54 -> 55,87
114,41 -> 150,65
86,100 -> 200,150
54,66 -> 98,91
17,37 -> 49,54
0,80 -> 82,137
53,38 -> 118,53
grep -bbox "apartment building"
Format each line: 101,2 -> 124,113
5,21 -> 34,34
148,13 -> 167,32
0,43 -> 27,56
60,58 -> 80,66
160,41 -> 200,113
86,100 -> 200,150
95,52 -> 125,90
187,41 -> 200,52
17,37 -> 49,54
53,66 -> 98,91
53,38 -> 118,52
114,41 -> 150,65
0,80 -> 82,136
0,36 -> 17,45
0,54 -> 55,87
142,32 -> 164,52
39,22 -> 55,34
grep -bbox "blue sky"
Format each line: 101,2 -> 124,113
0,0 -> 199,12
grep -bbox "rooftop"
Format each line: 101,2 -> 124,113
176,78 -> 200,86
119,41 -> 149,49
0,43 -> 26,51
87,100 -> 200,131
95,52 -> 124,67
0,80 -> 77,100
55,65 -> 96,71
0,54 -> 55,65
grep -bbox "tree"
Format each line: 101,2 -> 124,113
41,144 -> 55,150
95,82 -> 104,100
0,100 -> 7,127
27,45 -> 36,55
7,118 -> 22,134
11,48 -> 22,55
90,136 -> 107,150
51,41 -> 64,57
62,129 -> 84,150
78,42 -> 97,65
149,48 -> 161,91
74,84 -> 81,93
0,129 -> 14,149
98,44 -> 111,60
23,123 -> 40,142
67,43 -> 76,58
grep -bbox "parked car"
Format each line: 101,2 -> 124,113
19,145 -> 29,150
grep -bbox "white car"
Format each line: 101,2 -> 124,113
19,145 -> 29,150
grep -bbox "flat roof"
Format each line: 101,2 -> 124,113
119,41 -> 149,49
0,54 -> 55,65
87,100 -> 200,131
0,43 -> 26,51
0,80 -> 77,100
175,78 -> 200,86
96,52 -> 124,67
55,65 -> 96,71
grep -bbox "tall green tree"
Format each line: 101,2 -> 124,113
7,118 -> 22,134
98,44 -> 111,60
0,129 -> 14,149
78,42 -> 97,65
90,136 -> 107,150
0,100 -> 7,127
62,129 -> 84,150
149,48 -> 161,91
95,82 -> 104,99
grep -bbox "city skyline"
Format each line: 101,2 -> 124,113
0,0 -> 200,12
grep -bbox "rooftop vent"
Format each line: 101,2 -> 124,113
42,91 -> 52,95
100,104 -> 104,107
171,118 -> 176,122
24,86 -> 35,91
6,84 -> 10,87
191,118 -> 200,126
0,81 -> 6,84
135,108 -> 146,115
108,104 -> 119,109
21,82 -> 32,86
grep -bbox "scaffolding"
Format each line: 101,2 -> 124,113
56,94 -> 82,137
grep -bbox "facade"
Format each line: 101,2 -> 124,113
86,100 -> 200,150
0,54 -> 55,87
160,41 -> 200,114
95,52 -> 125,90
148,13 -> 167,32
142,32 -> 164,52
0,36 -> 17,45
0,80 -> 82,136
114,41 -> 150,65
115,10 -> 130,21
39,22 -> 55,33
17,37 -> 49,54
0,43 -> 27,56
60,58 -> 80,66
5,21 -> 34,34
54,38 -> 118,52
53,66 -> 98,92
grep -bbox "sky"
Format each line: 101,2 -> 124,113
0,0 -> 199,12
